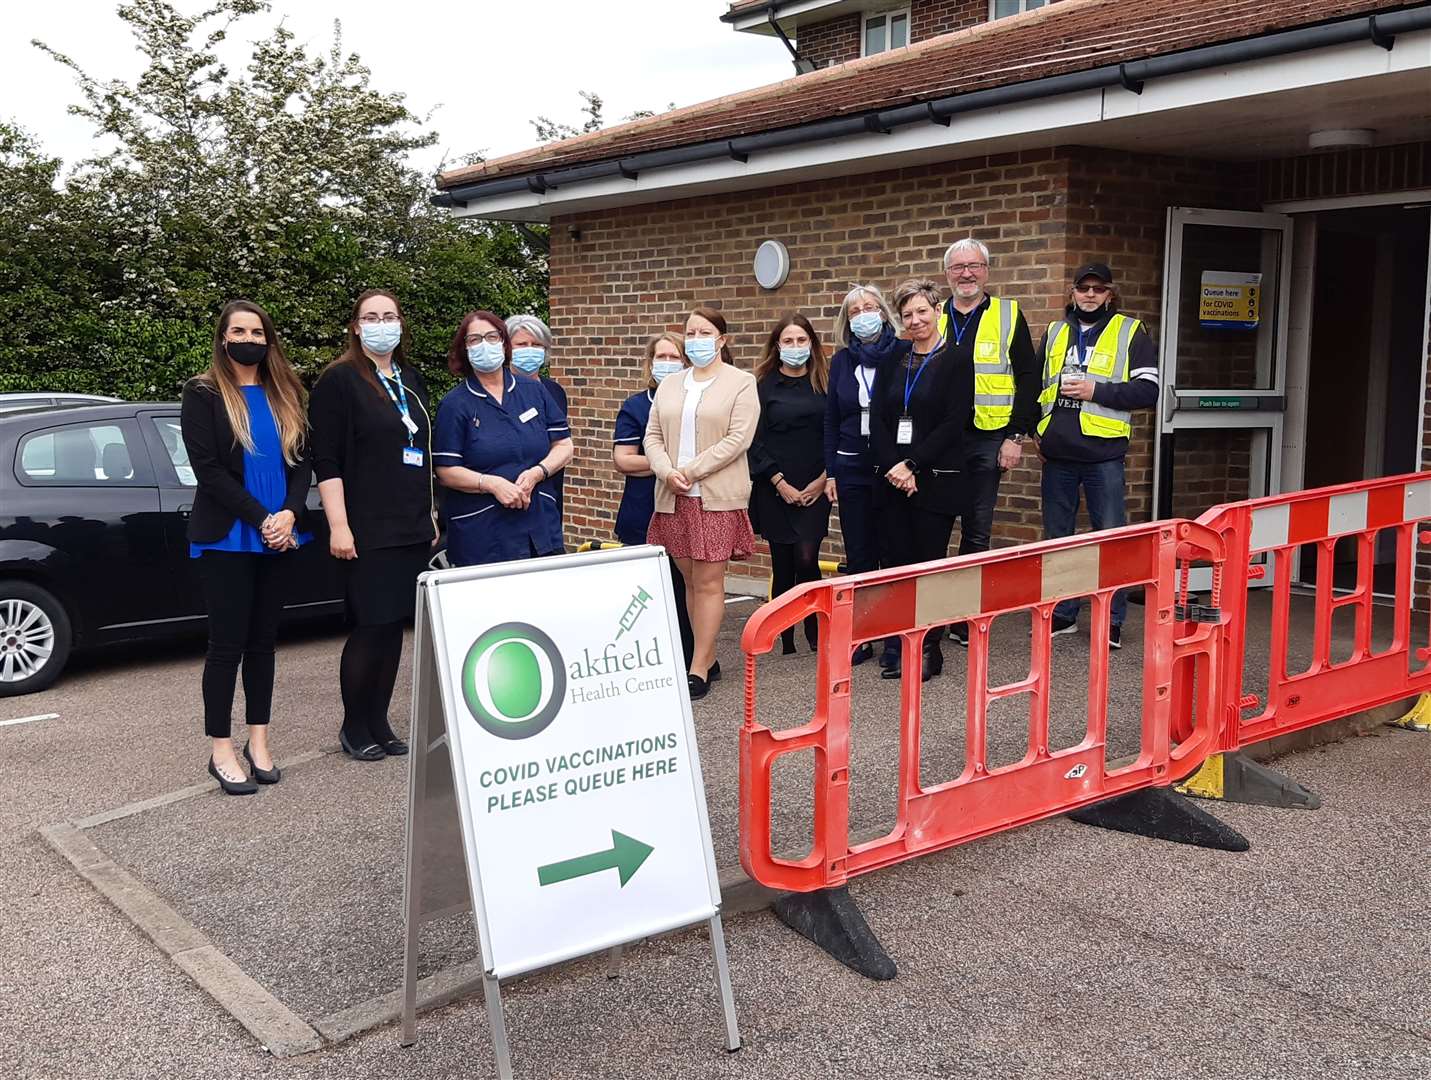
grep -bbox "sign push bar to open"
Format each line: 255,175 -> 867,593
400,545 -> 739,1080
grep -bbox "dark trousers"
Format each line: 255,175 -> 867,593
196,551 -> 293,738
836,479 -> 880,574
1042,456 -> 1129,626
668,554 -> 695,669
957,432 -> 1003,555
876,484 -> 955,658
770,540 -> 822,650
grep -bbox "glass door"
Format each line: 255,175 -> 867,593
1154,207 -> 1294,588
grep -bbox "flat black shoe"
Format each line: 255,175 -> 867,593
376,737 -> 409,756
878,648 -> 899,671
851,643 -> 874,666
708,661 -> 722,681
687,673 -> 710,700
921,650 -> 943,682
208,757 -> 257,796
880,663 -> 902,680
339,730 -> 385,761
780,638 -> 797,655
242,742 -> 281,785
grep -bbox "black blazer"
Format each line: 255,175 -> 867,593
869,344 -> 973,514
180,377 -> 311,543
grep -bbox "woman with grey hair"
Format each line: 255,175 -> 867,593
824,283 -> 908,666
507,314 -> 570,532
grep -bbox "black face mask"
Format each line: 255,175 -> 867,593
226,340 -> 267,367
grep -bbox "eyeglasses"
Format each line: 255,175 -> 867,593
946,262 -> 988,274
465,332 -> 505,346
358,313 -> 401,324
1074,284 -> 1110,295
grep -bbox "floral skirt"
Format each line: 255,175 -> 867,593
646,496 -> 755,562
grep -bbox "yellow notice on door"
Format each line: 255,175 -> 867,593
1199,271 -> 1261,331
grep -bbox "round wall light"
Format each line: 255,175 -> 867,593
1308,128 -> 1376,150
753,240 -> 790,291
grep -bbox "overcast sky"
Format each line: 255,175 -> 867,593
9,0 -> 792,178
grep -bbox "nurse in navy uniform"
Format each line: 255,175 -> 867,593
434,310 -> 574,567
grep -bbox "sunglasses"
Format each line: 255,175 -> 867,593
1074,283 -> 1110,295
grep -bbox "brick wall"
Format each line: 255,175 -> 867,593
546,146 -> 1255,574
797,13 -> 861,67
911,0 -> 992,41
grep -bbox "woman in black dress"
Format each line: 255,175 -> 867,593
310,288 -> 437,762
747,313 -> 831,654
870,280 -> 973,683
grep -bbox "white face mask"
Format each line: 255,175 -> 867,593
779,346 -> 810,369
651,360 -> 683,383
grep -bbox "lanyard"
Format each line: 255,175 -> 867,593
1073,323 -> 1096,371
376,364 -> 414,446
855,363 -> 875,405
903,344 -> 941,412
947,307 -> 977,347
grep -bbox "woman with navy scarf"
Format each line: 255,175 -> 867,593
823,284 -> 908,665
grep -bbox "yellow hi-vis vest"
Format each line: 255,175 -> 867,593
937,296 -> 1018,431
1036,314 -> 1140,440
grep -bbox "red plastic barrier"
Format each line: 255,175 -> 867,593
739,519 -> 1227,893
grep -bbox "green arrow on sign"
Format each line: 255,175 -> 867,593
537,830 -> 654,888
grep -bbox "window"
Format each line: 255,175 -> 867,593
992,0 -> 1049,18
17,423 -> 145,486
862,7 -> 909,56
149,416 -> 196,487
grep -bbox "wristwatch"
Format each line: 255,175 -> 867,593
1009,433 -> 1028,444
903,458 -> 919,474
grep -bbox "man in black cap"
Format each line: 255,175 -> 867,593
1034,263 -> 1159,649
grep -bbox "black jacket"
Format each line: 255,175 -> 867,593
869,342 -> 973,514
180,377 -> 311,543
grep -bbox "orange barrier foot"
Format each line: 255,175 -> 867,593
1067,788 -> 1250,852
772,886 -> 896,981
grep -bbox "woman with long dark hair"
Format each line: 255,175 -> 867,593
309,289 -> 437,762
747,313 -> 831,654
181,300 -> 311,794
434,310 -> 573,566
645,307 -> 759,700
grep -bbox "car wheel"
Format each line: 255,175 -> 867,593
0,581 -> 73,696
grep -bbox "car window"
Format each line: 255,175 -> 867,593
17,423 -> 145,485
148,416 -> 196,487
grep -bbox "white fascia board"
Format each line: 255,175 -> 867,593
1100,29 -> 1431,121
730,0 -> 844,32
446,33 -> 1431,223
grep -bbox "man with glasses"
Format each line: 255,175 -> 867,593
1035,263 -> 1160,649
936,237 -> 1041,646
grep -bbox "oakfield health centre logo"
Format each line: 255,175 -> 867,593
461,622 -> 567,740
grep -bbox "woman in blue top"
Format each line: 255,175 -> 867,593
181,300 -> 311,795
823,283 -> 908,665
434,311 -> 574,566
611,331 -> 693,668
506,314 -> 570,536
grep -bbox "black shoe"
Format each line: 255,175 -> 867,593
1109,625 -> 1123,650
708,661 -> 722,681
878,646 -> 899,671
242,742 -> 281,785
1050,614 -> 1079,638
780,637 -> 797,656
208,757 -> 257,796
687,673 -> 710,700
880,663 -> 902,681
339,729 -> 386,761
376,737 -> 409,756
949,622 -> 969,648
851,642 -> 874,666
922,649 -> 943,682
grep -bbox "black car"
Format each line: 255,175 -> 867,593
0,402 -> 349,696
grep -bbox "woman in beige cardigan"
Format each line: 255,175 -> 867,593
645,307 -> 760,700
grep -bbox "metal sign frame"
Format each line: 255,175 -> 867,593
398,545 -> 739,1079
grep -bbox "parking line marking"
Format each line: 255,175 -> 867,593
724,596 -> 759,606
0,713 -> 58,728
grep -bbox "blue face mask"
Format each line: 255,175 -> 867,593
685,337 -> 719,368
511,346 -> 545,374
779,346 -> 810,369
360,322 -> 402,355
467,341 -> 505,373
651,360 -> 684,384
849,312 -> 883,341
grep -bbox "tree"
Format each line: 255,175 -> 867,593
7,0 -> 548,399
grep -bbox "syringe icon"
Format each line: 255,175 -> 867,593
615,587 -> 653,639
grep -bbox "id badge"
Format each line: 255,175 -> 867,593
896,415 -> 914,445
401,414 -> 419,435
402,446 -> 425,467
518,407 -> 539,423
860,408 -> 870,436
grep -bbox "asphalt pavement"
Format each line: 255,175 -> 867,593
1,594 -> 1428,1080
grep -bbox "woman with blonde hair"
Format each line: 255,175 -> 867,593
645,307 -> 760,700
611,331 -> 693,668
748,313 -> 832,654
181,300 -> 311,794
